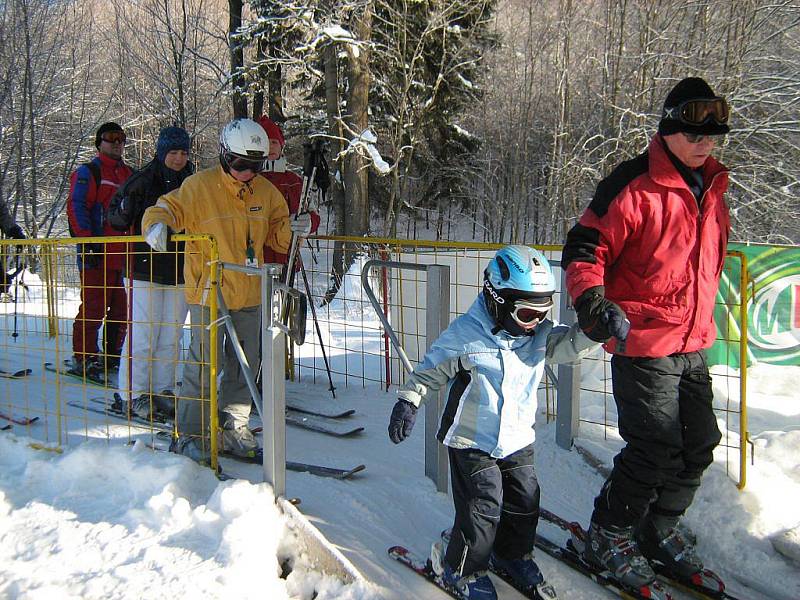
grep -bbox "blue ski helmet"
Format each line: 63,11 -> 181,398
483,245 -> 555,336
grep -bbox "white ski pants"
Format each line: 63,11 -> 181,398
118,278 -> 188,400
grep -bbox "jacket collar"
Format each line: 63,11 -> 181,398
648,134 -> 728,191
96,152 -> 126,169
217,164 -> 254,198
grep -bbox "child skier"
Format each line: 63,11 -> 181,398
388,245 -> 607,600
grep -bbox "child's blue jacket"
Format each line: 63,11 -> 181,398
398,294 -> 596,458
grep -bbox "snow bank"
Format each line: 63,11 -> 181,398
0,435 -> 376,600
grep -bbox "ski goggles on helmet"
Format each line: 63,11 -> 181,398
509,299 -> 551,330
663,97 -> 729,127
223,152 -> 265,173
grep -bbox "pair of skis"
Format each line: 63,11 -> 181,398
0,367 -> 32,379
44,360 -> 112,387
0,368 -> 39,427
390,508 -> 741,600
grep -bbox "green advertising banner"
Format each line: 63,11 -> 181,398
709,243 -> 800,367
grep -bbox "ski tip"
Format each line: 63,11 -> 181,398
388,545 -> 409,556
343,464 -> 366,478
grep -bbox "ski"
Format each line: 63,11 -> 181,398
219,450 -> 366,480
126,439 -> 233,481
0,411 -> 39,425
0,368 -> 32,379
1,423 -> 11,430
44,361 -> 111,387
286,404 -> 355,420
65,400 -> 172,432
538,509 -> 737,600
284,412 -> 364,437
387,545 -> 464,599
439,529 -> 558,599
89,394 -> 174,425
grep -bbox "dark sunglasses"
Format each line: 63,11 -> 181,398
224,152 -> 265,173
683,132 -> 725,144
663,97 -> 729,127
101,132 -> 127,144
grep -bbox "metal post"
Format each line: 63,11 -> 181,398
261,264 -> 286,497
556,266 -> 580,450
425,265 -> 450,493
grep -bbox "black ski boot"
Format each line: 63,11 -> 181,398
582,521 -> 657,592
636,515 -> 725,594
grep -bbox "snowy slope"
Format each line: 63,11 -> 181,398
1,265 -> 799,599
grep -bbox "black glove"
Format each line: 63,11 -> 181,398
7,224 -> 24,240
388,399 -> 418,444
575,286 -> 630,343
80,243 -> 103,269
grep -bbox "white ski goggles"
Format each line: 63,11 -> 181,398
509,299 -> 552,330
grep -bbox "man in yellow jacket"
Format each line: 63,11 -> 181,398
142,118 -> 312,462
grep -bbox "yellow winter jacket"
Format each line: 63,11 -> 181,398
142,165 -> 291,310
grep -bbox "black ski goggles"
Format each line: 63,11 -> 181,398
223,152 -> 265,173
663,97 -> 729,127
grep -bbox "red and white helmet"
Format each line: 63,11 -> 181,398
219,118 -> 269,173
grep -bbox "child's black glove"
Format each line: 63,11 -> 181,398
575,286 -> 630,343
388,399 -> 418,444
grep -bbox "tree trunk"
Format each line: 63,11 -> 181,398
228,0 -> 247,118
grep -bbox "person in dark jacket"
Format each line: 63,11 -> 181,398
67,122 -> 133,380
108,126 -> 193,420
561,77 -> 731,596
0,198 -> 25,240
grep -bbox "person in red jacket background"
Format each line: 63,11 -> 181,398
67,121 -> 133,381
561,78 -> 731,597
257,116 -> 320,267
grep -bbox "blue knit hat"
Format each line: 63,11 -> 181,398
156,126 -> 191,162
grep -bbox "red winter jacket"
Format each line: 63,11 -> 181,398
261,169 -> 320,265
563,135 -> 730,357
67,153 -> 132,270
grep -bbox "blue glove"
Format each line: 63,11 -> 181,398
388,399 -> 418,444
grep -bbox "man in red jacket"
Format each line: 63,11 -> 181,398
67,122 -> 133,381
562,78 -> 731,596
257,116 -> 320,267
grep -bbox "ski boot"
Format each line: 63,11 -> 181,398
580,521 -> 665,597
636,515 -> 725,595
489,551 -> 558,599
128,395 -> 168,422
169,434 -> 211,464
68,356 -> 105,383
430,540 -> 498,600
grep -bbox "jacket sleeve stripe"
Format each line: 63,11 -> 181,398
67,165 -> 95,237
562,223 -> 601,270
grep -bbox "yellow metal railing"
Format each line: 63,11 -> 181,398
0,234 -> 220,468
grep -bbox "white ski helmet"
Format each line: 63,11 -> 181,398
483,245 -> 555,336
219,118 -> 269,173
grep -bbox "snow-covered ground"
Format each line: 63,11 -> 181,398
1,260 -> 799,599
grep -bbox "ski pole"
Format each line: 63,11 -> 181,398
298,257 -> 336,398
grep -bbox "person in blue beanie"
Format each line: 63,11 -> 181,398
108,126 -> 193,421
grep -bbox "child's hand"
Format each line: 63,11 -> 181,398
388,399 -> 418,444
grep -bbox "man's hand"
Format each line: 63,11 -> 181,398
81,243 -> 103,269
145,223 -> 169,252
575,286 -> 630,343
290,212 -> 312,236
388,399 -> 418,444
